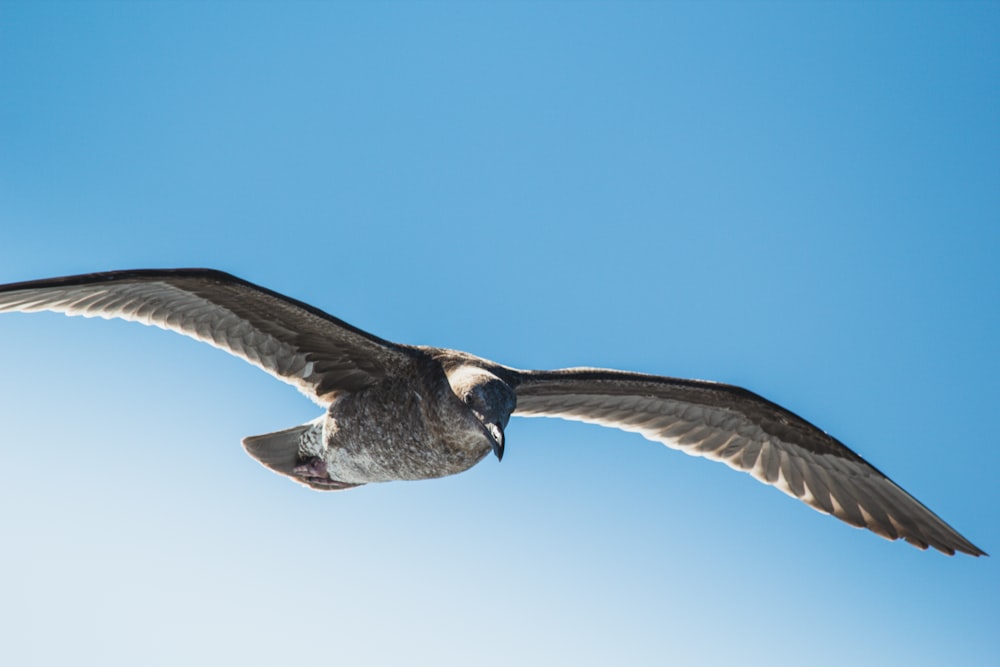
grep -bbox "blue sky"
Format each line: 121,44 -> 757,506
1,2 -> 997,664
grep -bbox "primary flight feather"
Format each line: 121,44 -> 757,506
0,269 -> 984,556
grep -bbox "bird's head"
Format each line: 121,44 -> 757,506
446,365 -> 516,462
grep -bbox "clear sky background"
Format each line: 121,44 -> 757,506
1,2 -> 997,665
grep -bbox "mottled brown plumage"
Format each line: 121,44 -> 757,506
0,269 -> 984,556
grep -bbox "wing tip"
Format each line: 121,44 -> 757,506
0,268 -> 242,295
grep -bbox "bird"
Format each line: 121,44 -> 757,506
0,268 -> 984,557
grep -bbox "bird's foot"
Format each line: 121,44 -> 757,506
291,455 -> 362,491
292,456 -> 331,483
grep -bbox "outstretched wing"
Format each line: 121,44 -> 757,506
0,269 -> 417,404
511,367 -> 984,556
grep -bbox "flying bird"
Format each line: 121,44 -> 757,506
0,269 -> 984,556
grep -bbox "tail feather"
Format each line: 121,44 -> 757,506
242,423 -> 315,476
241,420 -> 361,491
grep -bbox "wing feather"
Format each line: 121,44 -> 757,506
0,269 -> 417,404
511,367 -> 984,556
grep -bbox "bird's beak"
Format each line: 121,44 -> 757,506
487,422 -> 505,462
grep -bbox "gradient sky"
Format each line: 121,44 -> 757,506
1,2 -> 997,665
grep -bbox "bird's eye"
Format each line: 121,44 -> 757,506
463,393 -> 475,405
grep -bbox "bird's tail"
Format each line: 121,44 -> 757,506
241,419 -> 362,491
242,420 -> 320,477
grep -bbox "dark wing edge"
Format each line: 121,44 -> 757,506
0,269 -> 418,404
509,367 -> 985,557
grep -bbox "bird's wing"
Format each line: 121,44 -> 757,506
511,367 -> 984,556
0,269 -> 418,404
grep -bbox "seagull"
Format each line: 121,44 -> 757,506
0,269 -> 984,556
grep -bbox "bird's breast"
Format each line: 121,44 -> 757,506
321,375 -> 492,483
